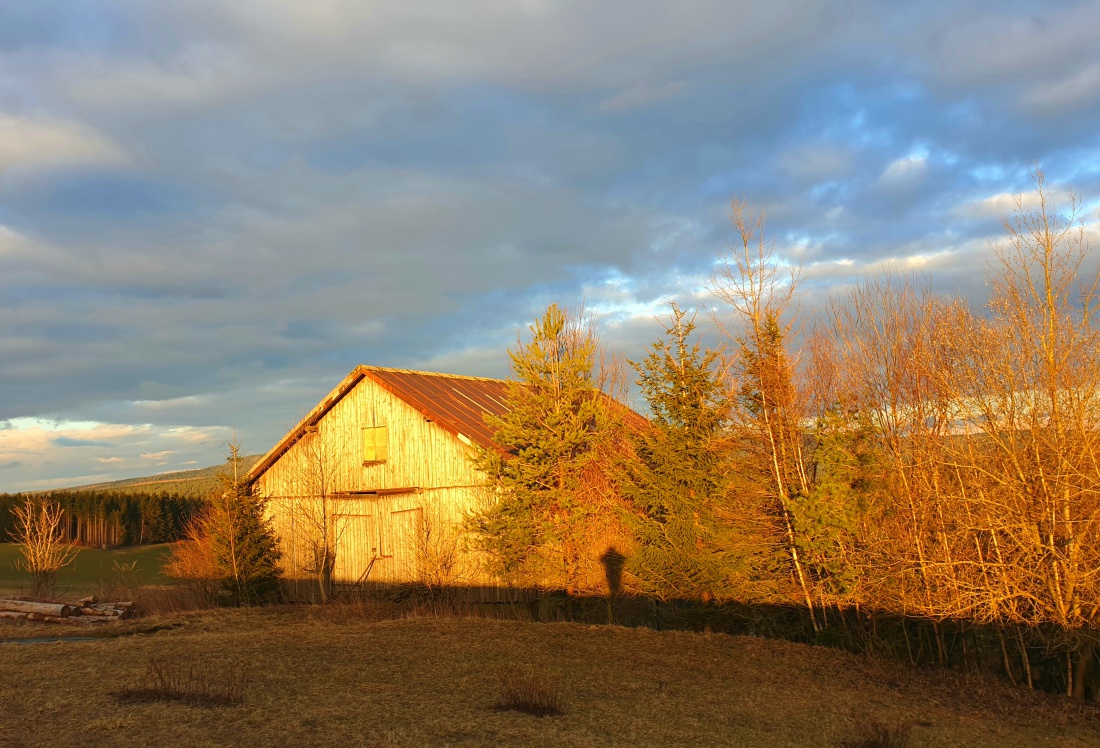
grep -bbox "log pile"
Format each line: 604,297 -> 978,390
0,596 -> 134,625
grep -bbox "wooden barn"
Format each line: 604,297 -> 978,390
245,365 -> 516,598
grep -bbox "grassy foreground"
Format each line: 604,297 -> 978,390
0,543 -> 172,596
2,608 -> 1099,747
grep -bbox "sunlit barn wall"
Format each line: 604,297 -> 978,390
251,373 -> 496,595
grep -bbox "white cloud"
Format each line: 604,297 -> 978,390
953,186 -> 1080,221
0,224 -> 32,259
63,46 -> 257,109
43,0 -> 841,113
930,7 -> 1100,82
0,417 -> 230,491
926,5 -> 1100,115
878,156 -> 927,190
0,115 -> 125,173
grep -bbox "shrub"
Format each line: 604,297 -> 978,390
494,664 -> 563,717
838,717 -> 913,748
113,656 -> 248,707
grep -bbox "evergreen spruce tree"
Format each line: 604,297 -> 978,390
620,304 -> 732,601
793,406 -> 882,602
166,442 -> 282,605
469,304 -> 608,593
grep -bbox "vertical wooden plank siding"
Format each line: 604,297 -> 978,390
254,377 -> 495,588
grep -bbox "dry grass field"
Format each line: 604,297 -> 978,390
2,607 -> 1099,747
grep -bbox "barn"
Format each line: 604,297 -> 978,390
244,365 -> 515,598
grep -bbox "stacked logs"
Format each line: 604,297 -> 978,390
0,596 -> 134,625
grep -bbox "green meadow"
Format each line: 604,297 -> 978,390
0,543 -> 172,597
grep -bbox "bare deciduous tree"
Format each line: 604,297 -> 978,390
281,431 -> 348,602
709,200 -> 821,630
14,498 -> 78,598
935,170 -> 1100,696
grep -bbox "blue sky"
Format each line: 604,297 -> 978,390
2,1 -> 1100,490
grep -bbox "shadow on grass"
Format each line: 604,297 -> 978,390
295,577 -> 1099,701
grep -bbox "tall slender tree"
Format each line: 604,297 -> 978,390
620,303 -> 732,601
710,201 -> 820,630
469,304 -> 609,593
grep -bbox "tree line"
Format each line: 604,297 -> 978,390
469,172 -> 1100,698
0,490 -> 200,547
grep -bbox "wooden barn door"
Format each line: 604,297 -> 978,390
390,507 -> 424,583
335,513 -> 380,585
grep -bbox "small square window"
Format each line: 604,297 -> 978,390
362,425 -> 388,464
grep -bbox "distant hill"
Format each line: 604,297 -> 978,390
35,455 -> 262,499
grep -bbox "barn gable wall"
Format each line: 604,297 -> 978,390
253,375 -> 494,591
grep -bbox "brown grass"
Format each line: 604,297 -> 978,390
1,609 -> 1098,747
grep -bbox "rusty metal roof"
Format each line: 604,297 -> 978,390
245,365 -> 644,486
362,366 -> 513,452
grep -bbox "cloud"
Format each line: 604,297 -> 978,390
780,144 -> 853,182
1021,63 -> 1100,115
0,115 -> 124,173
0,224 -> 33,259
0,418 -> 231,491
923,4 -> 1100,119
951,185 -> 1080,222
63,49 -> 257,110
1,0 -> 1099,490
52,436 -> 114,448
878,155 -> 928,191
928,6 -> 1100,82
599,81 -> 691,113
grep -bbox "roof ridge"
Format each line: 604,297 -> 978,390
357,365 -> 509,384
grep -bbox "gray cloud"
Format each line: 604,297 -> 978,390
1,1 -> 1099,490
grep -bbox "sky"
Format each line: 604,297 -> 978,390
3,1 -> 1100,491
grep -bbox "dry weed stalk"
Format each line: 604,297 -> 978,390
414,506 -> 462,593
